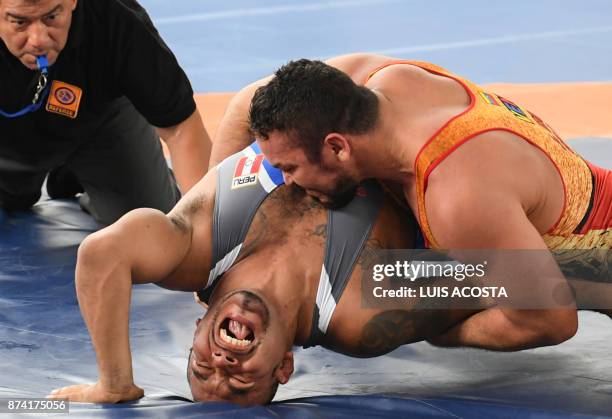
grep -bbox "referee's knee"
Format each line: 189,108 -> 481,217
0,190 -> 41,211
78,191 -> 179,226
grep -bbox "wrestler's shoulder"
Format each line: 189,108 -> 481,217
365,61 -> 429,88
325,54 -> 401,83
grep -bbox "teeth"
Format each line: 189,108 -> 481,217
229,320 -> 250,340
220,327 -> 252,346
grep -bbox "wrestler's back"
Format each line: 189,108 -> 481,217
337,54 -> 572,246
374,60 -> 565,236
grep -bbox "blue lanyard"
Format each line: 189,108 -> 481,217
0,56 -> 51,118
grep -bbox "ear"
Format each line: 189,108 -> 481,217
70,0 -> 78,12
323,133 -> 351,163
274,351 -> 294,384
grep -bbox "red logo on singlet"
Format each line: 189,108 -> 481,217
232,154 -> 264,189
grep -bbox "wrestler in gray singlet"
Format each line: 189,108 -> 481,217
198,143 -> 383,347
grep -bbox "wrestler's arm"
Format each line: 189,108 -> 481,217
323,224 -> 480,357
424,176 -> 577,351
47,207 -> 194,403
208,76 -> 273,167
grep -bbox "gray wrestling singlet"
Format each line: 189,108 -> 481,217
198,143 -> 383,347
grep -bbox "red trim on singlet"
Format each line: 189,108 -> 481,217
422,127 -> 569,236
365,60 -> 571,240
364,60 -> 476,246
234,157 -> 247,177
579,162 -> 612,233
363,61 -> 477,177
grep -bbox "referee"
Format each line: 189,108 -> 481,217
0,0 -> 211,223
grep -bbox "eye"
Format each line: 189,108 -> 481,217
229,376 -> 254,391
191,362 -> 212,382
191,350 -> 214,373
10,19 -> 26,27
199,363 -> 213,372
44,13 -> 58,23
193,357 -> 214,372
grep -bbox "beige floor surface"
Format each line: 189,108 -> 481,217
194,83 -> 612,141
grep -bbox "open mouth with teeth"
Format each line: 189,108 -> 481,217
219,317 -> 256,349
209,290 -> 269,354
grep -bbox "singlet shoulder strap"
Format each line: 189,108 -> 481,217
198,143 -> 284,303
303,180 -> 384,348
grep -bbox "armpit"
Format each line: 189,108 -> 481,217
168,213 -> 190,235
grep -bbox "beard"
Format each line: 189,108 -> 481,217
316,175 -> 359,210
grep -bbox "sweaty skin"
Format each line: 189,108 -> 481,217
46,163 -> 483,405
210,53 -> 604,350
46,156 -> 611,405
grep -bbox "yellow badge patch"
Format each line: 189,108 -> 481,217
46,80 -> 82,119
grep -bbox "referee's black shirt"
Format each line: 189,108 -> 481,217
0,0 -> 196,168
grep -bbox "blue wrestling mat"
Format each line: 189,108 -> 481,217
0,140 -> 611,418
142,0 -> 612,92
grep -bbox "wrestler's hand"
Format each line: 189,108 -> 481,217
47,381 -> 144,403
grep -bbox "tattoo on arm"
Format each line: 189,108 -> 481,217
358,298 -> 454,357
358,310 -> 426,357
555,249 -> 611,283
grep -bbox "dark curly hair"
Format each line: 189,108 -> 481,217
249,59 -> 379,162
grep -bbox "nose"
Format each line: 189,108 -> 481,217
282,171 -> 293,185
212,350 -> 238,367
26,21 -> 51,52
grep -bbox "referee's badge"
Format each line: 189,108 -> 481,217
46,80 -> 82,119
